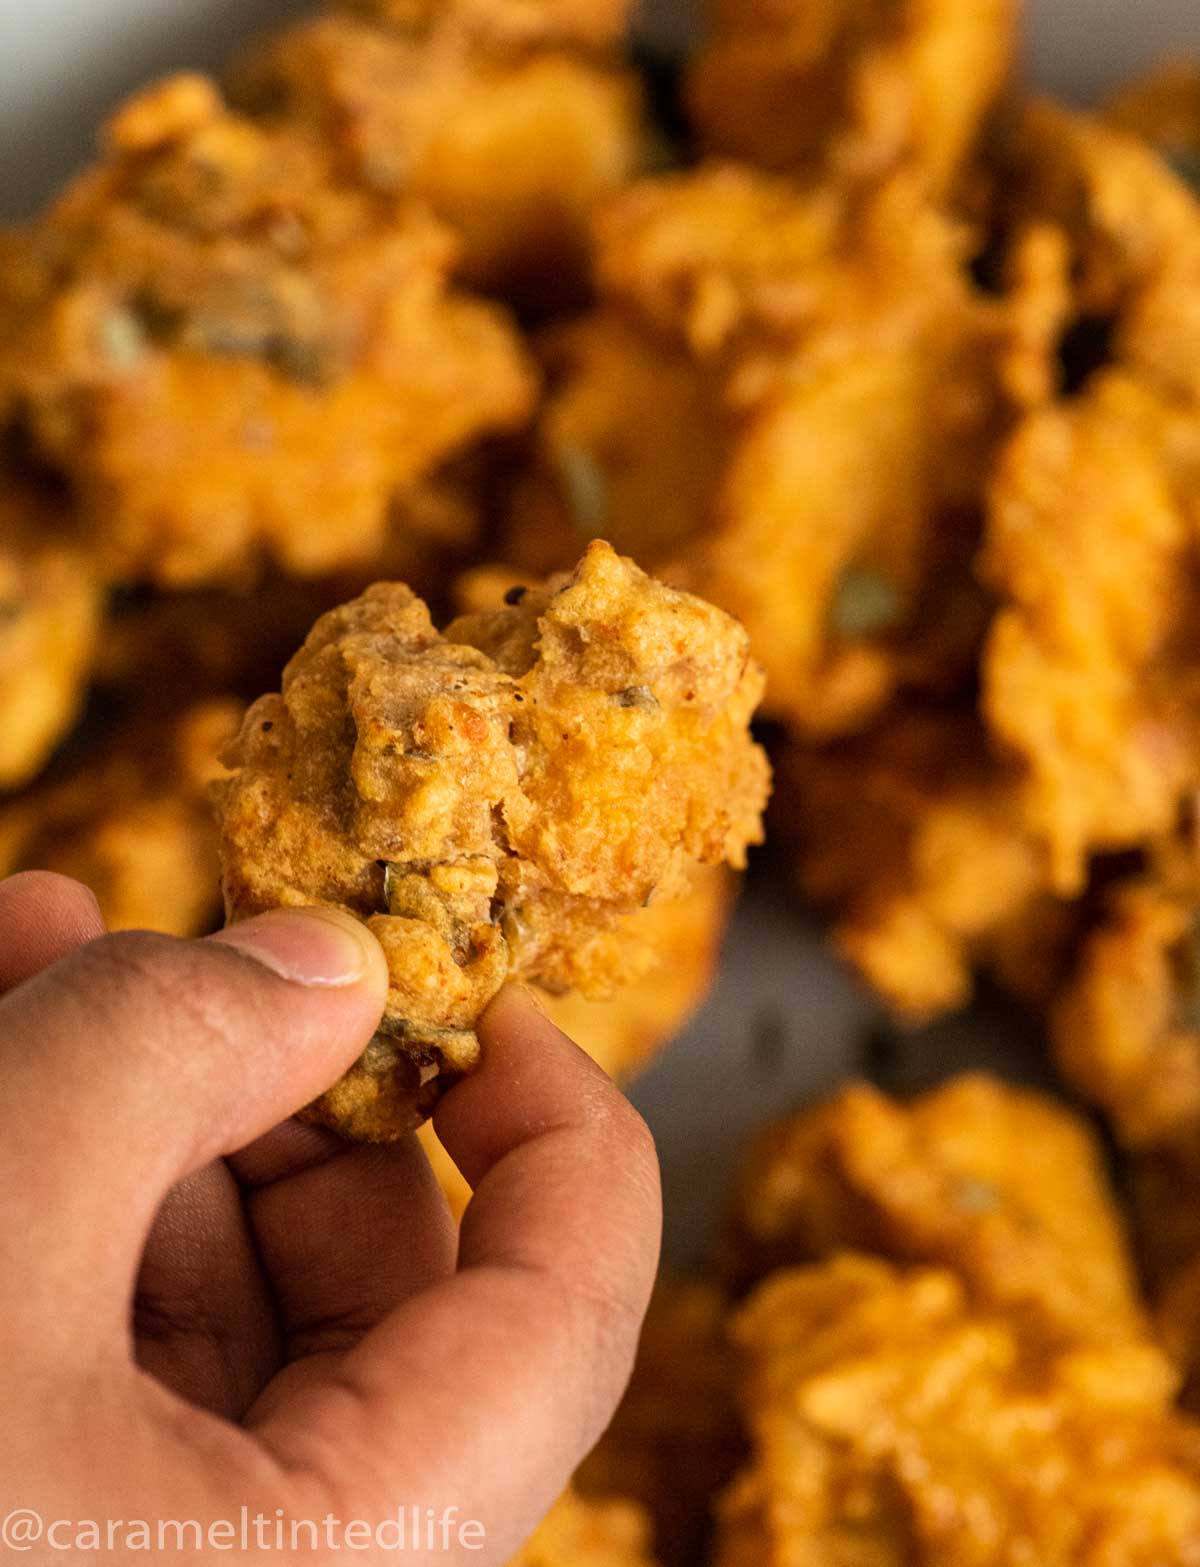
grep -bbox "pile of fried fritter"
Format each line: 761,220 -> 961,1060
6,0 -> 1200,1559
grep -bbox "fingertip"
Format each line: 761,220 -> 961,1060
0,871 -> 106,991
210,906 -> 389,999
0,869 -> 104,929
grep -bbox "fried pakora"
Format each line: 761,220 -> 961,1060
576,1279 -> 742,1567
687,0 -> 1018,200
1052,833 -> 1200,1160
727,1074 -> 1152,1355
216,541 -> 769,1141
981,373 -> 1200,894
0,699 -> 238,937
503,167 -> 1004,737
774,711 -> 1049,1019
717,1255 -> 1200,1567
333,0 -> 634,56
0,74 -> 535,588
511,1488 -> 657,1567
1105,59 -> 1200,192
231,10 -> 646,306
0,475 -> 101,792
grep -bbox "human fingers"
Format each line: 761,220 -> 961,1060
0,871 -> 105,992
0,908 -> 386,1368
253,990 -> 661,1564
134,1162 -> 280,1419
228,1122 -> 456,1419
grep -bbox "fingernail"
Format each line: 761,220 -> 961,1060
213,907 -> 376,988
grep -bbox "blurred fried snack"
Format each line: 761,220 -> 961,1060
503,166 -> 1004,736
727,1074 -> 1153,1354
0,74 -> 535,588
980,373 -> 1200,894
716,1255 -> 1200,1567
217,541 -> 769,1141
774,710 -> 1051,1019
0,475 -> 101,792
334,0 -> 634,55
575,1279 -> 743,1567
994,101 -> 1200,412
511,1487 -> 657,1567
0,698 -> 239,937
687,0 -> 1018,199
1104,58 -> 1200,189
1052,833 -> 1200,1160
231,4 -> 646,306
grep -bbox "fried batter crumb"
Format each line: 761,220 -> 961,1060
216,541 -> 769,1141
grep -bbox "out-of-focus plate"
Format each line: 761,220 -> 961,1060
0,0 -> 1196,1260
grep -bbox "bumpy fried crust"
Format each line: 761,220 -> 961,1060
688,0 -> 1018,199
1052,834 -> 1200,1158
717,1256 -> 1200,1567
0,699 -> 239,937
728,1074 -> 1152,1356
217,541 -> 769,1140
511,1489 -> 657,1567
981,373 -> 1200,893
576,1280 -> 743,1567
231,16 -> 645,305
505,167 -> 1004,737
0,477 -> 101,792
775,712 -> 1047,1019
0,74 -> 534,588
994,101 -> 1200,412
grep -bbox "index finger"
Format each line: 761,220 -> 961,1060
252,988 -> 662,1563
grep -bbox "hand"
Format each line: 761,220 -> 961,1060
0,871 -> 661,1565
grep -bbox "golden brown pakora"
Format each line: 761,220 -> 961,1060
687,0 -> 1018,200
717,1255 -> 1200,1567
231,11 -> 646,305
0,475 -> 101,792
774,711 -> 1049,1019
334,0 -> 634,56
0,73 -> 535,588
727,1074 -> 1153,1355
511,1488 -> 657,1567
981,373 -> 1200,894
576,1279 -> 742,1567
216,541 -> 769,1141
1105,58 -> 1200,187
0,699 -> 239,937
503,167 -> 1005,737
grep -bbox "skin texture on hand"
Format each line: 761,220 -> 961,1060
0,870 -> 661,1565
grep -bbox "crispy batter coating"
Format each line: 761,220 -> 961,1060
994,101 -> 1200,412
0,476 -> 101,792
0,74 -> 535,587
717,1255 -> 1200,1567
576,1279 -> 743,1567
504,167 -> 1004,737
231,15 -> 645,304
0,700 -> 238,937
1052,834 -> 1200,1159
688,0 -> 1018,199
511,1489 -> 657,1567
1105,58 -> 1200,185
981,373 -> 1200,893
775,712 -> 1048,1019
216,541 -> 769,1140
727,1074 -> 1153,1356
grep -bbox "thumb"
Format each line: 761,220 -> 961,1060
0,906 -> 386,1359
